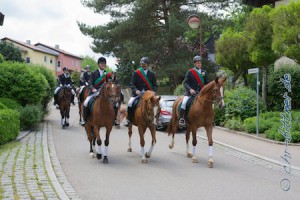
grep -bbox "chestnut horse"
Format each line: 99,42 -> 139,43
127,91 -> 161,163
57,86 -> 72,128
84,78 -> 121,164
167,77 -> 226,167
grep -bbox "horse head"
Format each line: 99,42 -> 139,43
142,91 -> 161,124
101,79 -> 121,106
58,86 -> 72,105
214,76 -> 227,109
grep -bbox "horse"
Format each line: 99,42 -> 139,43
167,76 -> 227,167
127,90 -> 161,163
76,86 -> 90,125
57,86 -> 73,128
84,77 -> 121,164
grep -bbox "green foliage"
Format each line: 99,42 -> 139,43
271,1 -> 300,63
19,105 -> 43,130
0,109 -> 20,145
224,117 -> 243,131
0,98 -> 22,111
225,87 -> 266,121
71,71 -> 81,87
267,65 -> 300,110
243,117 -> 256,133
0,102 -> 7,110
81,55 -> 98,71
213,106 -> 226,126
0,62 -> 48,106
173,84 -> 184,96
0,41 -> 24,62
0,53 -> 4,63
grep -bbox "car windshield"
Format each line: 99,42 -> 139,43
163,100 -> 175,108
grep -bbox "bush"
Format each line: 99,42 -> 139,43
0,109 -> 20,145
214,106 -> 226,126
268,65 -> 300,110
291,131 -> 300,143
173,84 -> 185,96
244,117 -> 256,133
19,105 -> 44,130
0,97 -> 22,111
0,102 -> 7,110
225,87 -> 266,121
224,117 -> 243,131
0,61 -> 48,106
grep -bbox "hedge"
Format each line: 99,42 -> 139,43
0,109 -> 20,145
0,102 -> 7,110
0,97 -> 22,111
19,104 -> 44,130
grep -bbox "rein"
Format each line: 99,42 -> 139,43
97,82 -> 120,106
198,84 -> 223,104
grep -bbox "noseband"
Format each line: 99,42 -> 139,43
98,82 -> 120,105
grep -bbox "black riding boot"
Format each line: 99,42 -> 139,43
179,108 -> 186,126
53,93 -> 58,105
114,105 -> 120,126
124,106 -> 132,127
71,94 -> 75,105
81,106 -> 87,126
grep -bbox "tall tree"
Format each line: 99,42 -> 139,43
271,1 -> 300,63
244,5 -> 278,103
0,41 -> 24,62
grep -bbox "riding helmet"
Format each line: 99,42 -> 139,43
193,55 -> 202,62
140,57 -> 150,65
63,67 -> 69,71
85,65 -> 90,69
98,57 -> 107,64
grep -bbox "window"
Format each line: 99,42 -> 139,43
26,57 -> 30,63
50,58 -> 53,64
57,60 -> 61,72
44,56 -> 47,62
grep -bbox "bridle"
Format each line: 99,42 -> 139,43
98,82 -> 120,106
198,83 -> 224,105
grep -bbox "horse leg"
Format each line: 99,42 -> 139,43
185,126 -> 192,158
94,126 -> 102,160
85,125 -> 94,158
66,107 -> 70,127
145,125 -> 156,159
103,126 -> 112,164
60,109 -> 65,128
78,103 -> 82,124
138,126 -> 147,163
205,125 -> 214,168
191,126 -> 198,163
127,124 -> 133,152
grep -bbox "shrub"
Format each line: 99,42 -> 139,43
0,109 -> 20,145
173,84 -> 185,96
213,106 -> 226,126
224,117 -> 243,131
244,117 -> 256,133
0,102 -> 7,110
225,87 -> 266,121
19,105 -> 44,130
0,61 -> 48,106
291,131 -> 300,143
0,97 -> 22,111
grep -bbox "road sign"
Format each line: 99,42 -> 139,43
248,68 -> 259,74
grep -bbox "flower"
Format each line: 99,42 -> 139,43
201,72 -> 205,76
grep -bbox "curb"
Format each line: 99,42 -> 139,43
16,130 -> 32,141
215,126 -> 300,146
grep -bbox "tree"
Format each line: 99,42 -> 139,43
81,55 -> 98,71
244,5 -> 278,103
0,41 -> 24,62
271,1 -> 300,63
215,29 -> 254,88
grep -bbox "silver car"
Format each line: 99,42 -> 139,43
157,95 -> 178,130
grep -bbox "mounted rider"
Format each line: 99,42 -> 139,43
81,57 -> 113,126
53,67 -> 76,106
82,65 -> 91,86
124,57 -> 158,127
179,55 -> 209,126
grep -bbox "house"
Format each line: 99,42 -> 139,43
35,43 -> 82,76
1,37 -> 57,71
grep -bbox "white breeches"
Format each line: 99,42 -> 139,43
83,93 -> 98,107
181,96 -> 190,110
128,96 -> 139,107
54,87 -> 76,95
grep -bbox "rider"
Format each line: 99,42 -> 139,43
81,57 -> 112,126
53,67 -> 76,106
82,65 -> 91,86
179,55 -> 209,127
123,57 -> 158,127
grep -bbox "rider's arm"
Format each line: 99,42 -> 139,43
151,72 -> 158,92
183,71 -> 192,92
130,72 -> 139,94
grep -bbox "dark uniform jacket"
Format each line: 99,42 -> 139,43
58,74 -> 72,86
130,69 -> 158,97
89,69 -> 111,91
183,68 -> 209,96
83,71 -> 91,84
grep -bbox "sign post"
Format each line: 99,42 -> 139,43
248,68 -> 260,136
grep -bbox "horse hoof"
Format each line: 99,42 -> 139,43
97,153 -> 102,160
187,153 -> 193,158
192,157 -> 198,163
145,152 -> 151,158
66,123 -> 69,127
169,144 -> 174,149
115,125 -> 120,129
142,159 -> 148,163
89,152 -> 94,158
127,148 -> 132,152
208,157 -> 214,168
103,156 -> 108,164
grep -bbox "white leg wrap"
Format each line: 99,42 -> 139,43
128,138 -> 132,149
209,146 -> 213,157
96,144 -> 102,155
186,143 -> 189,154
61,118 -> 64,125
192,146 -> 196,156
140,147 -> 145,157
104,146 -> 108,156
148,145 -> 154,155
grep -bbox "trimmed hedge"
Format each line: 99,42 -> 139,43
0,109 -> 20,145
19,105 -> 44,130
0,102 -> 7,110
0,97 -> 22,111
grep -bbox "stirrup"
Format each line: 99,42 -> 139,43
81,120 -> 86,126
179,118 -> 185,126
114,120 -> 120,126
124,120 -> 130,127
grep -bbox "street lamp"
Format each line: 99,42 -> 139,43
187,14 -> 202,56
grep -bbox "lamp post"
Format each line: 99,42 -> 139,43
187,15 -> 202,56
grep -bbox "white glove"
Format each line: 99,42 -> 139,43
67,84 -> 71,87
85,82 -> 89,86
60,84 -> 62,87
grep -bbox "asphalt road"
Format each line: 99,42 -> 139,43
48,103 -> 300,200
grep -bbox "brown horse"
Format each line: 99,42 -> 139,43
76,86 -> 90,125
84,78 -> 121,164
57,86 -> 72,128
127,91 -> 161,163
167,76 -> 226,167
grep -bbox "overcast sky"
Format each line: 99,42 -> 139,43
0,0 -> 118,70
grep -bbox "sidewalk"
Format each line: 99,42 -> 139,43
196,126 -> 300,170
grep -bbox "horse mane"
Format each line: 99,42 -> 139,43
199,80 -> 215,96
142,90 -> 156,101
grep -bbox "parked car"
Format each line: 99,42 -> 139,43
157,95 -> 178,130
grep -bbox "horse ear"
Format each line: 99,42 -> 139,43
215,76 -> 219,84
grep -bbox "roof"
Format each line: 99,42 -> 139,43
1,37 -> 57,56
35,42 -> 83,60
243,0 -> 279,7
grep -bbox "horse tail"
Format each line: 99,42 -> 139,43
167,97 -> 181,136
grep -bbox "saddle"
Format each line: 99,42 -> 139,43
128,97 -> 141,121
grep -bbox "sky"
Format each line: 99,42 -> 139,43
0,0 -> 118,70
